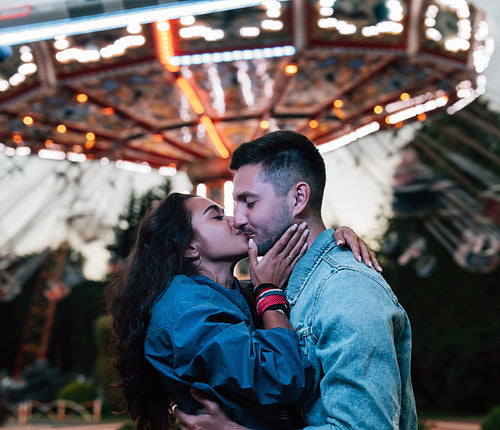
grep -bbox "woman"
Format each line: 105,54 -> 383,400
106,192 -> 378,430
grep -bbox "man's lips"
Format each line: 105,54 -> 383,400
234,230 -> 250,237
233,227 -> 255,239
240,231 -> 255,239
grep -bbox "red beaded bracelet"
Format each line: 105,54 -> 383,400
254,283 -> 291,319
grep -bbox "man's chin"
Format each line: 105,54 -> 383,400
257,240 -> 274,256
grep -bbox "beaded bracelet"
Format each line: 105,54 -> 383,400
253,283 -> 291,319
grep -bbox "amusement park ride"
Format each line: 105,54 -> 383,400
0,0 -> 499,377
0,0 -> 493,174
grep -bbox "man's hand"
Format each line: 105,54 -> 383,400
334,226 -> 382,272
176,389 -> 248,430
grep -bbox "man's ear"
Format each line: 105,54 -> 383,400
290,182 -> 310,217
184,243 -> 199,259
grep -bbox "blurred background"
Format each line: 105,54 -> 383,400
0,0 -> 499,428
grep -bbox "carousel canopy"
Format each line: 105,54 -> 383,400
0,0 -> 498,285
0,0 -> 494,177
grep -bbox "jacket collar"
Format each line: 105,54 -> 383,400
286,228 -> 336,305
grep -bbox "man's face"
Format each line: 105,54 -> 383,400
232,164 -> 293,254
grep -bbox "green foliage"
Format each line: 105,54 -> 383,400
117,424 -> 136,430
418,418 -> 431,430
0,247 -> 95,375
4,361 -> 62,403
107,179 -> 172,261
0,392 -> 10,424
94,314 -> 121,413
56,380 -> 96,403
380,218 -> 500,414
0,254 -> 40,372
50,280 -> 106,374
378,98 -> 500,415
482,406 -> 500,430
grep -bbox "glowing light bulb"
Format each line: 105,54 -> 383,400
23,116 -> 34,126
285,64 -> 298,75
76,93 -> 88,103
333,99 -> 344,108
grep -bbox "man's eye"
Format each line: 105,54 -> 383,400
213,215 -> 224,220
247,201 -> 256,208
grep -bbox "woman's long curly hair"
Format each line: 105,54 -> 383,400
106,192 -> 198,429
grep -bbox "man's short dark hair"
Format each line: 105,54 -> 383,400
230,130 -> 326,211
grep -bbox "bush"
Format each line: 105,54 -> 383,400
418,418 -> 431,430
482,406 -> 500,430
0,393 -> 8,425
94,314 -> 122,413
56,380 -> 96,403
380,218 -> 500,414
118,423 -> 136,430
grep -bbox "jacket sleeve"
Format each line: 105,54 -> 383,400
304,270 -> 408,430
145,300 -> 313,406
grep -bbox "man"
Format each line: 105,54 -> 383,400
178,130 -> 418,429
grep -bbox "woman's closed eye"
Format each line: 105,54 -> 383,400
204,204 -> 225,220
210,208 -> 225,220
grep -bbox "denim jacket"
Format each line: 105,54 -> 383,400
144,274 -> 313,430
287,229 -> 418,430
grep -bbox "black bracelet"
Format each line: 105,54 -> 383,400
253,283 -> 279,299
254,283 -> 290,318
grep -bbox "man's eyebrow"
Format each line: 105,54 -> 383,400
203,204 -> 222,215
234,191 -> 258,200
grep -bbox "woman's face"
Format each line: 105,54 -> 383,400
186,196 -> 249,263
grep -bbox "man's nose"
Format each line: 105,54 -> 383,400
232,205 -> 247,229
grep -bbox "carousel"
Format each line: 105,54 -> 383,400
0,0 -> 499,378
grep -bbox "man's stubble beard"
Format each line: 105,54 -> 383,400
256,204 -> 293,255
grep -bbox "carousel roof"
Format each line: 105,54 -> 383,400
0,0 -> 494,178
0,0 -> 498,290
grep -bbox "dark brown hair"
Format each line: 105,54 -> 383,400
106,193 -> 198,429
230,130 -> 326,211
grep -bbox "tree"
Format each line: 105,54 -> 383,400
379,97 -> 500,414
107,179 -> 172,262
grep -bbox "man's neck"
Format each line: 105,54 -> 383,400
298,217 -> 326,249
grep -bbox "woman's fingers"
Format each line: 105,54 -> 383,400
176,389 -> 231,430
248,238 -> 258,267
282,224 -> 309,263
249,223 -> 308,288
334,226 -> 383,272
334,226 -> 360,258
359,242 -> 371,266
272,222 -> 307,257
189,388 -> 220,415
268,223 -> 300,256
368,249 -> 383,272
357,241 -> 382,272
288,241 -> 308,271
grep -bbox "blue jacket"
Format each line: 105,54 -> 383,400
287,229 -> 418,429
144,274 -> 313,429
